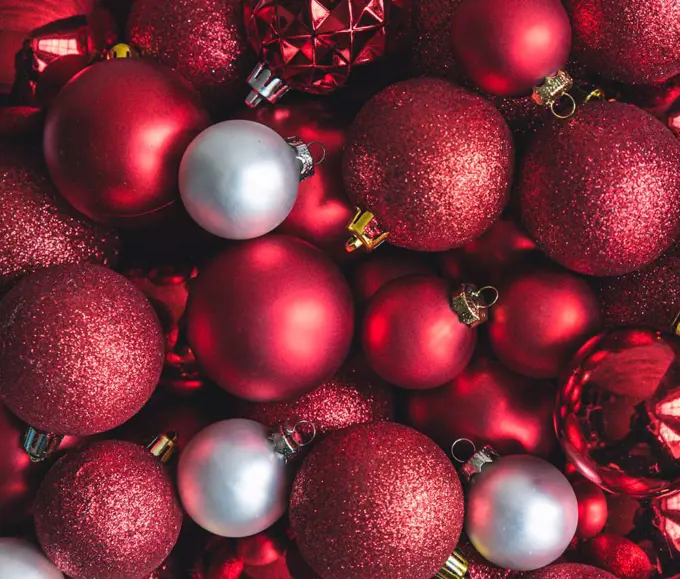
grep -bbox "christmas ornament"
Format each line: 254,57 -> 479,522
488,270 -> 602,378
407,356 -> 557,457
146,555 -> 180,579
191,538 -> 245,579
179,120 -> 319,240
363,276 -> 496,389
581,535 -> 654,579
35,439 -> 182,579
457,541 -> 514,579
186,235 -> 353,402
555,327 -> 680,497
289,422 -> 465,579
519,101 -> 680,276
0,150 -> 119,296
178,418 -> 315,537
343,78 -> 514,252
572,477 -> 608,540
236,524 -> 288,567
565,0 -> 680,84
525,563 -> 618,579
0,264 -> 164,458
0,538 -> 64,579
127,0 -> 255,111
410,0 -> 461,79
34,53 -> 90,107
44,59 -> 209,227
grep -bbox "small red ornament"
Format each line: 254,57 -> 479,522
407,356 -> 557,458
572,477 -> 608,539
44,59 -> 209,227
451,0 -> 571,96
0,263 -> 164,437
289,422 -> 464,579
581,535 -> 654,579
556,327 -> 680,498
519,101 -> 680,276
186,235 -> 354,402
343,78 -> 514,252
35,440 -> 182,579
525,563 -> 618,579
565,0 -> 680,84
488,270 -> 602,378
127,0 -> 255,111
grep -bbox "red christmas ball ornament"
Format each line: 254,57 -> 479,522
0,264 -> 164,440
451,0 -> 572,96
34,53 -> 90,107
556,327 -> 680,497
565,0 -> 680,84
407,356 -> 557,457
186,235 -> 354,402
35,440 -> 182,579
127,0 -> 255,111
0,150 -> 119,296
519,101 -> 680,276
410,0 -> 462,79
581,535 -> 653,579
525,563 -> 618,579
343,78 -> 514,252
44,59 -> 209,227
572,477 -> 608,539
488,270 -> 602,378
289,422 -> 465,579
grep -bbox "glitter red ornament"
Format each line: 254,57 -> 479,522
289,422 -> 465,579
581,535 -> 654,579
343,78 -> 514,252
186,235 -> 354,402
35,440 -> 182,579
519,102 -> 680,276
44,59 -> 209,227
525,563 -> 618,579
572,477 -> 608,539
457,541 -> 514,579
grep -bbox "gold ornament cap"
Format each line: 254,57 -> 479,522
147,432 -> 178,464
532,69 -> 576,119
450,284 -> 499,328
672,311 -> 680,336
434,551 -> 469,578
107,43 -> 138,60
345,208 -> 389,253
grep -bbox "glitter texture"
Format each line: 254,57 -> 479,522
127,0 -> 256,112
0,264 -> 164,435
289,422 -> 464,579
410,0 -> 462,78
343,78 -> 514,251
35,441 -> 182,579
525,563 -> 618,579
565,0 -> 680,84
0,151 -> 119,295
519,101 -> 680,277
458,541 -> 515,579
581,535 -> 654,579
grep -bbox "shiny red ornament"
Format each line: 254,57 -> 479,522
519,101 -> 680,276
451,0 -> 571,96
556,327 -> 680,498
0,150 -> 119,296
127,0 -> 255,111
488,270 -> 602,378
581,535 -> 654,579
565,0 -> 680,84
572,477 -> 608,539
525,563 -> 618,579
0,263 -> 164,436
407,356 -> 557,457
186,235 -> 354,402
44,59 -> 209,227
35,440 -> 182,579
289,422 -> 464,579
343,78 -> 514,251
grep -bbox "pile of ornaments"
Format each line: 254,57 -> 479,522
1,0 -> 680,578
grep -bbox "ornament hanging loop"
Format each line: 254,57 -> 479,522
269,420 -> 317,461
450,283 -> 499,327
532,69 -> 576,119
549,92 -> 577,120
475,286 -> 500,308
451,438 -> 477,464
307,142 -> 327,165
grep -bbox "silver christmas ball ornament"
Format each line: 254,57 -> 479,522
0,538 -> 64,579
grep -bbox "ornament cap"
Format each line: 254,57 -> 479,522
434,550 -> 469,578
673,311 -> 680,336
269,420 -> 316,462
532,69 -> 576,119
285,136 -> 324,181
23,427 -> 64,462
345,207 -> 390,252
246,62 -> 290,107
450,284 -> 499,327
106,43 -> 138,60
147,432 -> 178,464
454,442 -> 500,483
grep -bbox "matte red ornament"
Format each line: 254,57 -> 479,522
525,563 -> 618,579
565,0 -> 680,84
451,0 -> 572,96
289,422 -> 464,579
572,477 -> 608,539
581,535 -> 654,579
343,78 -> 514,251
186,235 -> 354,402
0,263 -> 164,436
407,356 -> 557,457
555,327 -> 680,498
488,270 -> 602,378
44,59 -> 209,227
127,0 -> 255,111
35,440 -> 182,579
519,102 -> 680,276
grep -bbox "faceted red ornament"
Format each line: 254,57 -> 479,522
581,535 -> 654,579
571,477 -> 608,539
525,563 -> 618,579
555,327 -> 680,498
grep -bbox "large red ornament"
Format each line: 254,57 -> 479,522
519,102 -> 680,276
127,0 -> 255,111
44,59 -> 209,227
581,535 -> 654,579
525,563 -> 618,579
343,78 -> 514,251
289,422 -> 464,579
0,263 -> 164,436
451,0 -> 571,96
186,235 -> 354,402
35,440 -> 182,579
407,356 -> 557,457
571,477 -> 608,539
565,0 -> 680,84
555,327 -> 680,498
488,270 -> 602,378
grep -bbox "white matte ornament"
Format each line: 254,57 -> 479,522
0,538 -> 64,579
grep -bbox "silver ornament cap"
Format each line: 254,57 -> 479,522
0,538 -> 64,579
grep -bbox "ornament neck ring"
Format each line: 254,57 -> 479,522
451,438 -> 477,463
